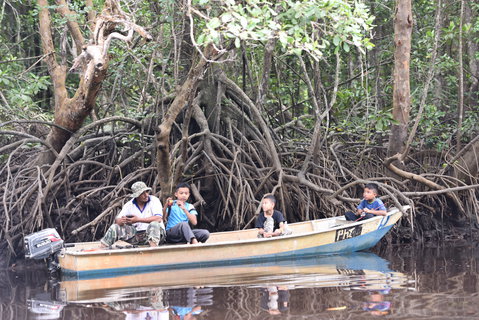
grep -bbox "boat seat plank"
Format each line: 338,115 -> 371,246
334,220 -> 355,225
290,223 -> 313,234
207,229 -> 259,243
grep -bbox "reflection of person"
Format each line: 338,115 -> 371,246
362,289 -> 391,316
170,305 -> 202,320
100,181 -> 165,247
123,307 -> 170,320
167,287 -> 210,320
260,286 -> 290,315
345,183 -> 387,221
256,194 -> 290,238
163,182 -> 209,244
106,288 -> 170,320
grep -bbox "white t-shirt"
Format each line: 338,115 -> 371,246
117,195 -> 163,231
124,308 -> 169,320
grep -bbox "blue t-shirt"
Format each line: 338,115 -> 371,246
357,198 -> 386,211
171,306 -> 202,319
166,201 -> 198,230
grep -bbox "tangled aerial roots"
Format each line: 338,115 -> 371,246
1,76 -> 478,263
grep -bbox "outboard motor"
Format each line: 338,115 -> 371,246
24,228 -> 64,273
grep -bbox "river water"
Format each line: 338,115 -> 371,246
1,243 -> 478,319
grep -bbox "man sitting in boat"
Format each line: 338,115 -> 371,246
100,181 -> 166,247
256,194 -> 291,238
344,183 -> 387,221
163,182 -> 209,244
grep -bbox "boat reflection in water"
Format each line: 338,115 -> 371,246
28,252 -> 412,319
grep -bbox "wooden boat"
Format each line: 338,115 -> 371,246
57,252 -> 411,303
55,206 -> 408,279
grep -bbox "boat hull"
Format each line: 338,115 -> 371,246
59,207 -> 407,279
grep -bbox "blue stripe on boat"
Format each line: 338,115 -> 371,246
63,224 -> 393,280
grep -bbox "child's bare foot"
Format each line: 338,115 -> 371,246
190,238 -> 198,244
149,241 -> 158,247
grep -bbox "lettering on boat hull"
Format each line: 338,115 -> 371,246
335,225 -> 363,242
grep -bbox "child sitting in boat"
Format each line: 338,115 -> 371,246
163,182 -> 209,244
345,183 -> 387,221
256,194 -> 291,238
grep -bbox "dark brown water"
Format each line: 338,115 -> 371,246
1,244 -> 478,319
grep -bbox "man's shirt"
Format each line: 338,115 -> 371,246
117,195 -> 163,231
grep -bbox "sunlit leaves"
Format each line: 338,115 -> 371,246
207,17 -> 221,29
193,0 -> 374,61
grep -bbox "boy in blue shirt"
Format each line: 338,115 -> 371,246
345,183 -> 387,221
163,182 -> 209,244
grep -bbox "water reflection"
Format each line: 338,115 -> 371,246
23,252 -> 407,319
28,293 -> 66,319
57,252 -> 406,303
100,287 -> 211,320
259,286 -> 290,315
361,288 -> 391,316
3,245 -> 479,319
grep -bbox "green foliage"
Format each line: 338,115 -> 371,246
1,0 -> 478,158
0,54 -> 52,122
420,104 -> 446,136
194,0 -> 374,60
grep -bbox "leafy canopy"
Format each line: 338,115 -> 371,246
194,0 -> 374,60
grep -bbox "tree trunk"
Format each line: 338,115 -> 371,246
401,0 -> 443,160
255,38 -> 277,110
155,45 -> 217,196
388,0 -> 413,156
465,2 -> 478,107
452,136 -> 479,182
36,0 -> 151,165
456,0 -> 464,152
